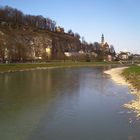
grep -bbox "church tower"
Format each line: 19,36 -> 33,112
101,34 -> 104,46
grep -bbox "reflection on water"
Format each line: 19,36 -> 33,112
0,67 -> 140,140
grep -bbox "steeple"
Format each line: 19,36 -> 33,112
101,34 -> 104,45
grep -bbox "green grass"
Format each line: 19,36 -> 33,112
122,66 -> 140,90
0,61 -> 118,73
123,66 -> 140,74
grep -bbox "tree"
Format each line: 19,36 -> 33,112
0,6 -> 57,31
0,41 -> 5,62
109,45 -> 116,57
74,33 -> 80,39
109,45 -> 115,53
93,42 -> 100,53
68,29 -> 74,36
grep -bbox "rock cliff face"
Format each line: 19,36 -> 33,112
51,34 -> 81,59
0,27 -> 81,62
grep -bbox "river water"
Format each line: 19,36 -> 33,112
0,67 -> 140,140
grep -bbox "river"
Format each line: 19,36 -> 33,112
0,67 -> 140,140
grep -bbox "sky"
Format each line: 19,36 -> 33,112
0,0 -> 140,53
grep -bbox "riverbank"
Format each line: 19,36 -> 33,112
104,66 -> 140,118
0,61 -> 119,74
104,67 -> 129,86
104,66 -> 140,92
122,66 -> 140,90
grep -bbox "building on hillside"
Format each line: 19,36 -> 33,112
101,33 -> 104,47
55,26 -> 64,33
132,54 -> 140,60
118,51 -> 131,60
100,34 -> 109,51
99,34 -> 113,61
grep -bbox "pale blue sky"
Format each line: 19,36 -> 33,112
0,0 -> 140,53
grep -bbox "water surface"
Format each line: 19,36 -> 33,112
0,67 -> 140,140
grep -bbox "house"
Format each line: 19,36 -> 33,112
55,26 -> 64,33
132,54 -> 140,60
132,54 -> 140,63
118,51 -> 131,60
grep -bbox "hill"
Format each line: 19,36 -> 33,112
0,5 -> 116,63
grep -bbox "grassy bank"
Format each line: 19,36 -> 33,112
122,66 -> 140,90
0,61 -> 119,73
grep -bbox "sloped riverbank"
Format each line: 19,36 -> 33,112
104,66 -> 140,118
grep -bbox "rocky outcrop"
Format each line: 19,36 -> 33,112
0,27 -> 81,62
